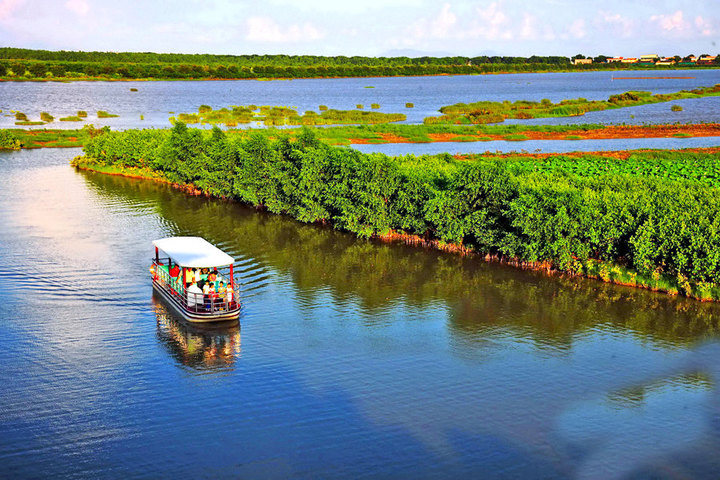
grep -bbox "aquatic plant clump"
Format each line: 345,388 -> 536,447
97,110 -> 119,118
426,84 -> 720,125
171,105 -> 406,126
78,124 -> 720,300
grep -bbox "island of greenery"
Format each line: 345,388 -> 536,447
69,123 -> 720,302
0,47 -> 717,81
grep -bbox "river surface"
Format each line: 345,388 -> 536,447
1,70 -> 720,131
2,148 -> 720,479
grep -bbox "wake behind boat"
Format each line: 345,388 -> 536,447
150,236 -> 241,322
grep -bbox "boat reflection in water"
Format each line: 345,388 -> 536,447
153,294 -> 241,371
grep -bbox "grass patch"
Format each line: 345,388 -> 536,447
371,103 -> 380,109
671,104 -> 683,111
60,116 -> 83,122
77,111 -> 87,118
15,121 -> 45,125
504,134 -> 529,141
130,88 -> 138,92
97,110 -> 119,118
405,103 -> 414,108
40,112 -> 54,122
427,84 -> 720,125
673,132 -> 692,137
565,135 -> 583,140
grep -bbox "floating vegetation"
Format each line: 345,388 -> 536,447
14,112 -> 28,121
140,115 -> 144,120
77,111 -> 87,118
405,103 -> 414,108
15,121 -> 45,125
364,86 -> 375,88
60,116 -> 83,122
97,110 -> 119,118
671,104 -> 683,112
40,112 -> 54,122
130,87 -> 138,92
356,104 -> 364,109
371,103 -> 380,109
198,105 -> 212,113
171,104 -> 406,126
427,84 -> 720,125
0,130 -> 22,149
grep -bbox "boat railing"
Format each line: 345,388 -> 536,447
151,259 -> 239,315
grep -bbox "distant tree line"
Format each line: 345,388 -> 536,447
0,48 -> 715,80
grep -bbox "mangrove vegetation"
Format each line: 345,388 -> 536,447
74,123 -> 720,301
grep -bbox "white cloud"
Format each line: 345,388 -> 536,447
598,11 -> 634,38
694,15 -> 714,36
245,16 -> 324,43
650,10 -> 688,32
0,0 -> 23,21
519,13 -> 536,40
65,0 -> 89,16
431,3 -> 457,38
568,19 -> 586,39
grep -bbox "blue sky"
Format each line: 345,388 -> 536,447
0,0 -> 717,57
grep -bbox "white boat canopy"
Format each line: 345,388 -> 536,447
152,237 -> 235,268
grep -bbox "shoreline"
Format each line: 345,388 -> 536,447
4,123 -> 720,150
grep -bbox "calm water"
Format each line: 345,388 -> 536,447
1,70 -> 720,130
352,136 -> 720,155
3,148 -> 720,479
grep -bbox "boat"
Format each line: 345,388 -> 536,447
150,236 -> 241,322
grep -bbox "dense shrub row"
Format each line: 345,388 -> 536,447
80,124 -> 720,289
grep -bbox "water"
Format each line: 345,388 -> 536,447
352,136 -> 720,155
1,70 -> 720,130
2,148 -> 720,479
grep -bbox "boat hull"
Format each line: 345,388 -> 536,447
152,281 -> 240,323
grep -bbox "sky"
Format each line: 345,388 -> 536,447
0,0 -> 718,58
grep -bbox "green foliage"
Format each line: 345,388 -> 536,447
671,104 -> 683,111
371,103 -> 380,109
172,104 -> 406,126
59,115 -> 82,121
14,112 -> 28,121
428,85 -> 720,124
97,110 -> 119,118
40,111 -> 54,122
77,110 -> 87,117
0,130 -> 22,149
80,125 -> 720,294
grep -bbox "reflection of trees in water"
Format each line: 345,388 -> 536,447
83,170 -> 720,349
153,296 -> 240,371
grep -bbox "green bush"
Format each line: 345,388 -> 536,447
80,125 -> 720,291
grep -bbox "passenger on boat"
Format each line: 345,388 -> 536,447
169,263 -> 180,279
208,270 -> 217,284
193,268 -> 201,283
185,268 -> 194,287
226,282 -> 234,305
186,280 -> 203,309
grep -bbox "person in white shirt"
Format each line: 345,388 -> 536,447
186,280 -> 203,309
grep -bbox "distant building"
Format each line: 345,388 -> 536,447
620,58 -> 638,63
639,54 -> 659,63
572,58 -> 593,65
697,55 -> 717,65
606,57 -> 624,63
656,57 -> 676,66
